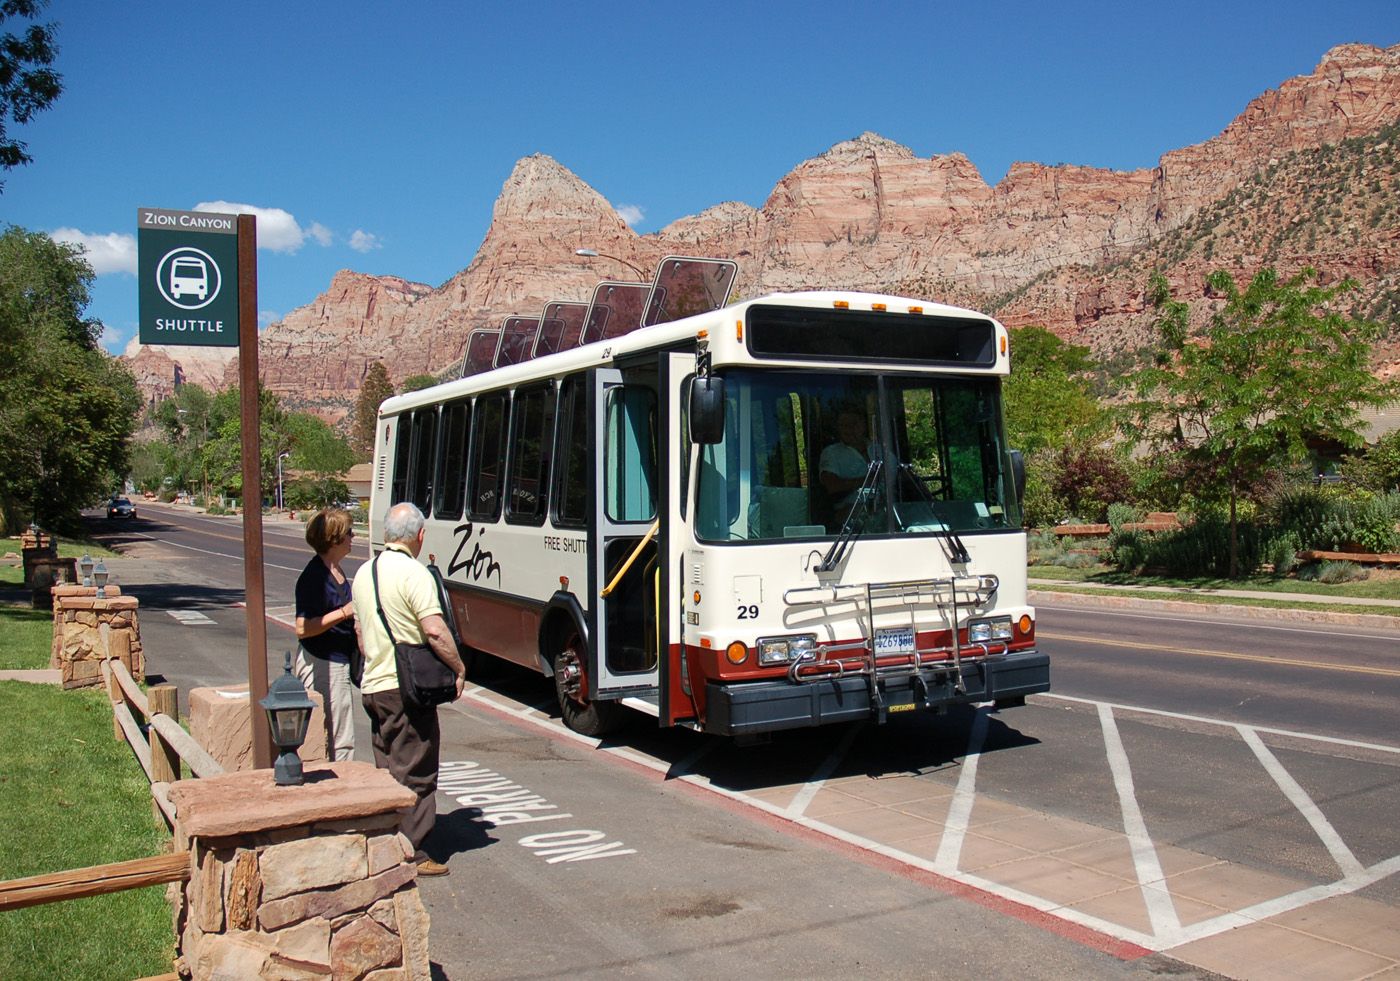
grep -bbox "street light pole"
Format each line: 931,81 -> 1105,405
575,248 -> 648,282
277,452 -> 290,512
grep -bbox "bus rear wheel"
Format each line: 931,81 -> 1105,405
552,629 -> 624,737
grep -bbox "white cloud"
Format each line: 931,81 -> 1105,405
258,309 -> 281,327
99,321 -> 132,354
616,204 -> 645,226
48,228 -> 137,275
348,229 -> 381,253
193,201 -> 331,254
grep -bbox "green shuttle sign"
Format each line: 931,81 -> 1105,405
137,207 -> 240,347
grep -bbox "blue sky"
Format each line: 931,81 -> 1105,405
5,0 -> 1398,355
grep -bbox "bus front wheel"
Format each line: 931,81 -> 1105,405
552,629 -> 623,737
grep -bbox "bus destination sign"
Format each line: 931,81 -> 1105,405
137,207 -> 240,347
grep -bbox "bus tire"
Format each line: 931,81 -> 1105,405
551,628 -> 624,737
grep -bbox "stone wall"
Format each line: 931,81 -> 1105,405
168,761 -> 428,980
51,589 -> 142,689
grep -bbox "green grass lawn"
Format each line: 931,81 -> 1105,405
0,604 -> 174,980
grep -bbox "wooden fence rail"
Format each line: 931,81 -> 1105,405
0,854 -> 189,913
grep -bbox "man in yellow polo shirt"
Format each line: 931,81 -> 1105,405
352,502 -> 467,877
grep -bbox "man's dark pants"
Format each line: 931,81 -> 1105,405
362,689 -> 439,861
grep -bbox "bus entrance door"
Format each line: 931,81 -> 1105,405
591,367 -> 661,696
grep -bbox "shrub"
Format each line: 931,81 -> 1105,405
1109,509 -> 1264,578
157,489 -> 177,503
1315,493 -> 1400,553
1297,560 -> 1369,584
1264,532 -> 1301,576
1050,446 -> 1134,524
1106,502 -> 1144,531
1021,457 -> 1068,529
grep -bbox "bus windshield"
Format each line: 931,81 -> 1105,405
695,370 -> 1022,543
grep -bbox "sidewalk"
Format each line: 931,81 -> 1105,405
1030,576 -> 1400,630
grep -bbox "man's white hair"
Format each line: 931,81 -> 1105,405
383,502 -> 425,544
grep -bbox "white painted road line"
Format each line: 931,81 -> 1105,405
785,722 -> 862,817
1238,726 -> 1366,878
1045,693 -> 1400,755
1098,702 -> 1182,939
1034,603 -> 1400,641
933,707 -> 988,874
166,609 -> 215,625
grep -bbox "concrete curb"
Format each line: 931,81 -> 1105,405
1029,589 -> 1400,631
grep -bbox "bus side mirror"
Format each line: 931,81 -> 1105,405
689,377 -> 725,444
1010,449 -> 1026,505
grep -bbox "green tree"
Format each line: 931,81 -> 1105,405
200,386 -> 289,503
1004,325 -> 1110,455
1128,268 -> 1399,577
0,226 -> 139,531
1341,427 -> 1400,493
399,373 -> 437,394
350,361 -> 394,461
0,1 -> 62,188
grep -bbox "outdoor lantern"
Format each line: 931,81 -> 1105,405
79,553 -> 94,587
92,561 -> 109,599
260,651 -> 315,786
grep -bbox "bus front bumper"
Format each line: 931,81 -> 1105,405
703,650 -> 1049,737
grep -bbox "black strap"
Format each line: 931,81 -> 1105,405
369,552 -> 402,649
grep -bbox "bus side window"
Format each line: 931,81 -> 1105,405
390,415 -> 411,505
434,398 -> 471,520
605,387 -> 657,523
467,393 -> 507,521
506,383 -> 556,525
553,375 -> 588,528
408,408 -> 437,517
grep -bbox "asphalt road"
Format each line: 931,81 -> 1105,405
84,503 -> 1400,978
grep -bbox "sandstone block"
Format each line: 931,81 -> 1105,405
259,834 -> 368,901
194,845 -> 226,933
170,762 -> 413,840
194,930 -> 275,979
367,897 -> 397,933
330,916 -> 401,979
367,835 -> 405,877
268,916 -> 332,971
258,864 -> 416,932
314,813 -> 400,836
393,887 -> 432,981
189,683 -> 328,772
363,970 -> 408,981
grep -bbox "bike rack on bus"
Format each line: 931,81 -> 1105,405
781,575 -> 1001,700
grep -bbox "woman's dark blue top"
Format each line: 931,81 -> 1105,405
295,555 -> 354,663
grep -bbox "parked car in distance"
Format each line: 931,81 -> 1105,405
108,497 -> 137,519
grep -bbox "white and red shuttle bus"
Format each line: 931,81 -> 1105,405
369,289 -> 1049,736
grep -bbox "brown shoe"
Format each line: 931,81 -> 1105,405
416,859 -> 450,877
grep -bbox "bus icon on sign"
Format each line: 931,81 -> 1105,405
169,257 -> 208,301
155,246 -> 222,310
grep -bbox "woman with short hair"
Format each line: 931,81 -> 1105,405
295,507 -> 359,761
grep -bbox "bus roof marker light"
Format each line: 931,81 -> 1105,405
871,302 -> 886,312
909,305 -> 924,314
833,300 -> 850,309
736,319 -> 743,342
1000,335 -> 1007,355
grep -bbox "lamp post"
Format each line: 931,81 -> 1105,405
276,452 -> 291,513
79,553 -> 94,587
575,248 -> 648,282
92,561 -> 109,600
260,652 -> 315,786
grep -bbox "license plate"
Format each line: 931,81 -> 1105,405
874,626 -> 915,655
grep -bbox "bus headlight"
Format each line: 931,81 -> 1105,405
757,633 -> 818,666
968,617 -> 1013,643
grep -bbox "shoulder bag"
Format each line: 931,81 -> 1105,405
371,554 -> 457,709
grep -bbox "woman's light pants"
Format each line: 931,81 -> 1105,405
295,646 -> 356,762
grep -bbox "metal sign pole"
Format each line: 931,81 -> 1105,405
236,214 -> 272,770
